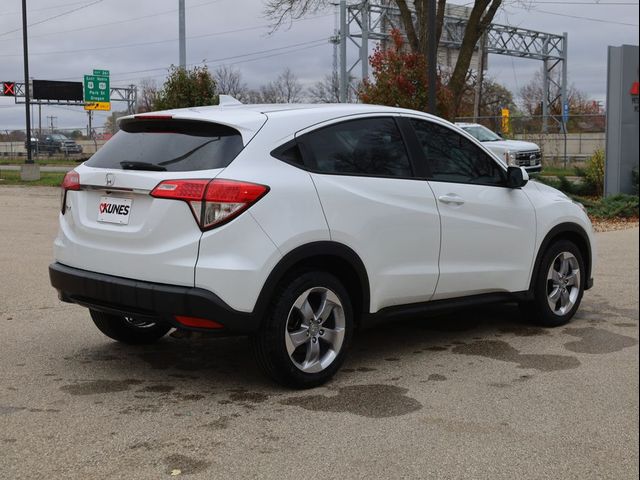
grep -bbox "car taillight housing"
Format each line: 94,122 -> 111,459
61,170 -> 80,213
150,178 -> 269,230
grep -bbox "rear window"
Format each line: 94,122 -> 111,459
85,119 -> 243,171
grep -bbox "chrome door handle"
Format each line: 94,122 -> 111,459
438,194 -> 465,205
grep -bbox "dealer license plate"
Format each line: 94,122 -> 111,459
97,196 -> 132,225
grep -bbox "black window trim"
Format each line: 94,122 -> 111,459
403,115 -> 511,189
272,115 -> 423,181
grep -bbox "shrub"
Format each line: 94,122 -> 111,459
538,175 -> 595,197
584,149 -> 605,197
632,167 -> 639,196
583,194 -> 639,219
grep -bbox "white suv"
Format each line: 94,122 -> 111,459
456,122 -> 542,173
50,103 -> 594,387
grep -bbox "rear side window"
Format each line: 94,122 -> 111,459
271,140 -> 305,167
301,117 -> 412,178
85,119 -> 243,171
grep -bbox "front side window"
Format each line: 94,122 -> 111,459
411,119 -> 505,186
302,117 -> 412,178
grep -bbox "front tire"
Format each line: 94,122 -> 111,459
251,271 -> 354,388
522,240 -> 585,327
90,310 -> 172,344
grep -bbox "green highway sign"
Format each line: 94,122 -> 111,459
84,70 -> 110,110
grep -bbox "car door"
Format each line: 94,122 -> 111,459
297,116 -> 441,312
407,117 -> 536,300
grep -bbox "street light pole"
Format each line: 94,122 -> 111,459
22,0 -> 32,164
179,0 -> 186,68
20,0 -> 39,180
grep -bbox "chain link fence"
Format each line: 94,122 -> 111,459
0,126 -> 111,158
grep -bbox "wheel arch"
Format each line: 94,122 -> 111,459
529,223 -> 593,292
253,241 -> 370,327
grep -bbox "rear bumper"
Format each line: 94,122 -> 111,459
49,262 -> 260,334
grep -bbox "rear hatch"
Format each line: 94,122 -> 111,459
54,116 -> 252,287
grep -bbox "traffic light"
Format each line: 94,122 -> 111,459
2,82 -> 15,96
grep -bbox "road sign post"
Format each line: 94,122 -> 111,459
562,102 -> 569,169
84,69 -> 110,111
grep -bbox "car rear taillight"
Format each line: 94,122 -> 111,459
61,170 -> 80,214
151,178 -> 269,230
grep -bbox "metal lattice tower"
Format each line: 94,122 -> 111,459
12,84 -> 138,114
337,0 -> 568,132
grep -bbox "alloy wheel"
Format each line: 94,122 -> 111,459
285,287 -> 346,373
546,251 -> 581,316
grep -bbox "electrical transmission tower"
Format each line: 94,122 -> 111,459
336,0 -> 568,132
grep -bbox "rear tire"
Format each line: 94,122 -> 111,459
90,310 -> 172,345
251,271 -> 354,388
521,240 -> 585,327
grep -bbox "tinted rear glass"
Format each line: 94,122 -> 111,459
85,119 -> 243,171
302,117 -> 412,178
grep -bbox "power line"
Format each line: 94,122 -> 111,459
0,0 -> 105,38
528,7 -> 639,25
0,1 -> 90,17
33,38 -> 328,83
0,14 -> 334,58
0,0 -> 226,43
111,42 -> 329,84
532,1 -> 638,4
111,39 -> 328,80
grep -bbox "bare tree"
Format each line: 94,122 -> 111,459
308,72 -> 356,103
308,73 -> 340,103
258,83 -> 280,103
214,66 -> 250,101
446,0 -> 502,117
264,0 -> 330,30
519,69 -> 600,116
264,1 -> 509,117
251,68 -> 304,103
137,78 -> 158,113
274,68 -> 304,103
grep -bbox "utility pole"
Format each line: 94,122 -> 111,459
427,0 -> 437,114
179,0 -> 186,68
473,33 -> 487,122
339,0 -> 347,103
20,0 -> 39,180
47,116 -> 57,133
87,111 -> 93,139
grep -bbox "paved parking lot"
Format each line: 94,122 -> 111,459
1,185 -> 638,479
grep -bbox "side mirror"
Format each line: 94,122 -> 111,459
495,131 -> 503,138
507,166 -> 529,188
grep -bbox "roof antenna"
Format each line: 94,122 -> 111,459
218,95 -> 243,106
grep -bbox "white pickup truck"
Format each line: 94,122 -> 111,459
456,122 -> 542,173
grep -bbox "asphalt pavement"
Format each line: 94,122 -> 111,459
1,185 -> 638,480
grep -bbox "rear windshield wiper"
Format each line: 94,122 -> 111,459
120,161 -> 167,171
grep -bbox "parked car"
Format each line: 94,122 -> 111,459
456,122 -> 542,173
24,136 -> 40,153
50,103 -> 594,388
39,134 -> 83,154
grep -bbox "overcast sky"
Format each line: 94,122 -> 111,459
0,0 -> 638,131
